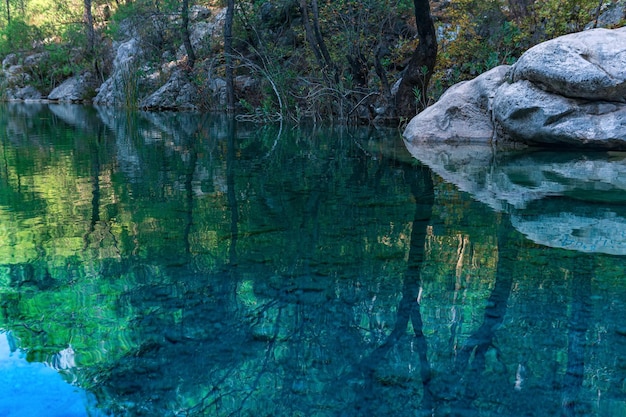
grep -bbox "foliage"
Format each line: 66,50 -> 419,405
228,0 -> 419,122
118,61 -> 142,108
0,0 -> 618,118
0,19 -> 42,56
530,0 -> 601,39
107,0 -> 189,63
434,0 -> 604,91
25,43 -> 82,93
436,0 -> 521,89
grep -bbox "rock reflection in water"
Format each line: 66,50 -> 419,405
2,104 -> 626,417
404,139 -> 626,254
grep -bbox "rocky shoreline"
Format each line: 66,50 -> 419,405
1,6 -> 238,112
403,26 -> 626,149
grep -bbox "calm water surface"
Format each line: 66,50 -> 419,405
1,103 -> 626,416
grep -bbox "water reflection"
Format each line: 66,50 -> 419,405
0,332 -> 102,417
404,140 -> 626,255
0,104 -> 626,416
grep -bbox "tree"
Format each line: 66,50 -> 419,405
224,0 -> 235,112
300,0 -> 335,81
395,0 -> 437,119
84,0 -> 95,57
181,0 -> 196,69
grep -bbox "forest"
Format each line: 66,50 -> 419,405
0,0 -> 623,124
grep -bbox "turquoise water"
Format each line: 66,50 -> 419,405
1,103 -> 626,416
0,332 -> 104,417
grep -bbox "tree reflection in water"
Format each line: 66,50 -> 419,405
0,104 -> 625,416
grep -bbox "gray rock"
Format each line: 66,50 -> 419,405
22,52 -> 48,68
189,21 -> 215,55
48,73 -> 95,102
404,26 -> 626,149
403,65 -> 509,143
586,1 -> 626,29
89,9 -> 230,108
2,64 -> 29,89
7,86 -> 42,100
496,26 -> 626,147
93,38 -> 143,106
510,27 -> 626,101
190,5 -> 211,21
2,57 -> 33,94
2,53 -> 18,69
5,64 -> 24,77
177,9 -> 226,60
234,75 -> 258,94
92,76 -> 117,106
113,38 -> 141,69
493,79 -> 626,147
140,69 -> 199,111
209,77 -> 227,107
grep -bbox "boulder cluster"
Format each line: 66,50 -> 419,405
0,6 -> 239,112
404,27 -> 626,149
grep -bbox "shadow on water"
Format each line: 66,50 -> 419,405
0,103 -> 626,416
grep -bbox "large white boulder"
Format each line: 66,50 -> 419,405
403,26 -> 626,149
493,79 -> 626,147
403,65 -> 509,142
510,27 -> 626,101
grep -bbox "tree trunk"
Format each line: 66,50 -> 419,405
299,0 -> 325,69
508,0 -> 535,23
84,0 -> 95,57
561,255 -> 593,414
300,0 -> 336,81
5,0 -> 10,25
224,0 -> 235,113
181,0 -> 196,69
395,0 -> 437,119
374,46 -> 392,99
310,0 -> 333,71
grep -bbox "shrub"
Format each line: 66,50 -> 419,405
0,19 -> 42,57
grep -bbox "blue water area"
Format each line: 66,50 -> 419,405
2,103 -> 626,416
0,332 -> 103,417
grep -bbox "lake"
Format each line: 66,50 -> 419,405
1,103 -> 626,416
